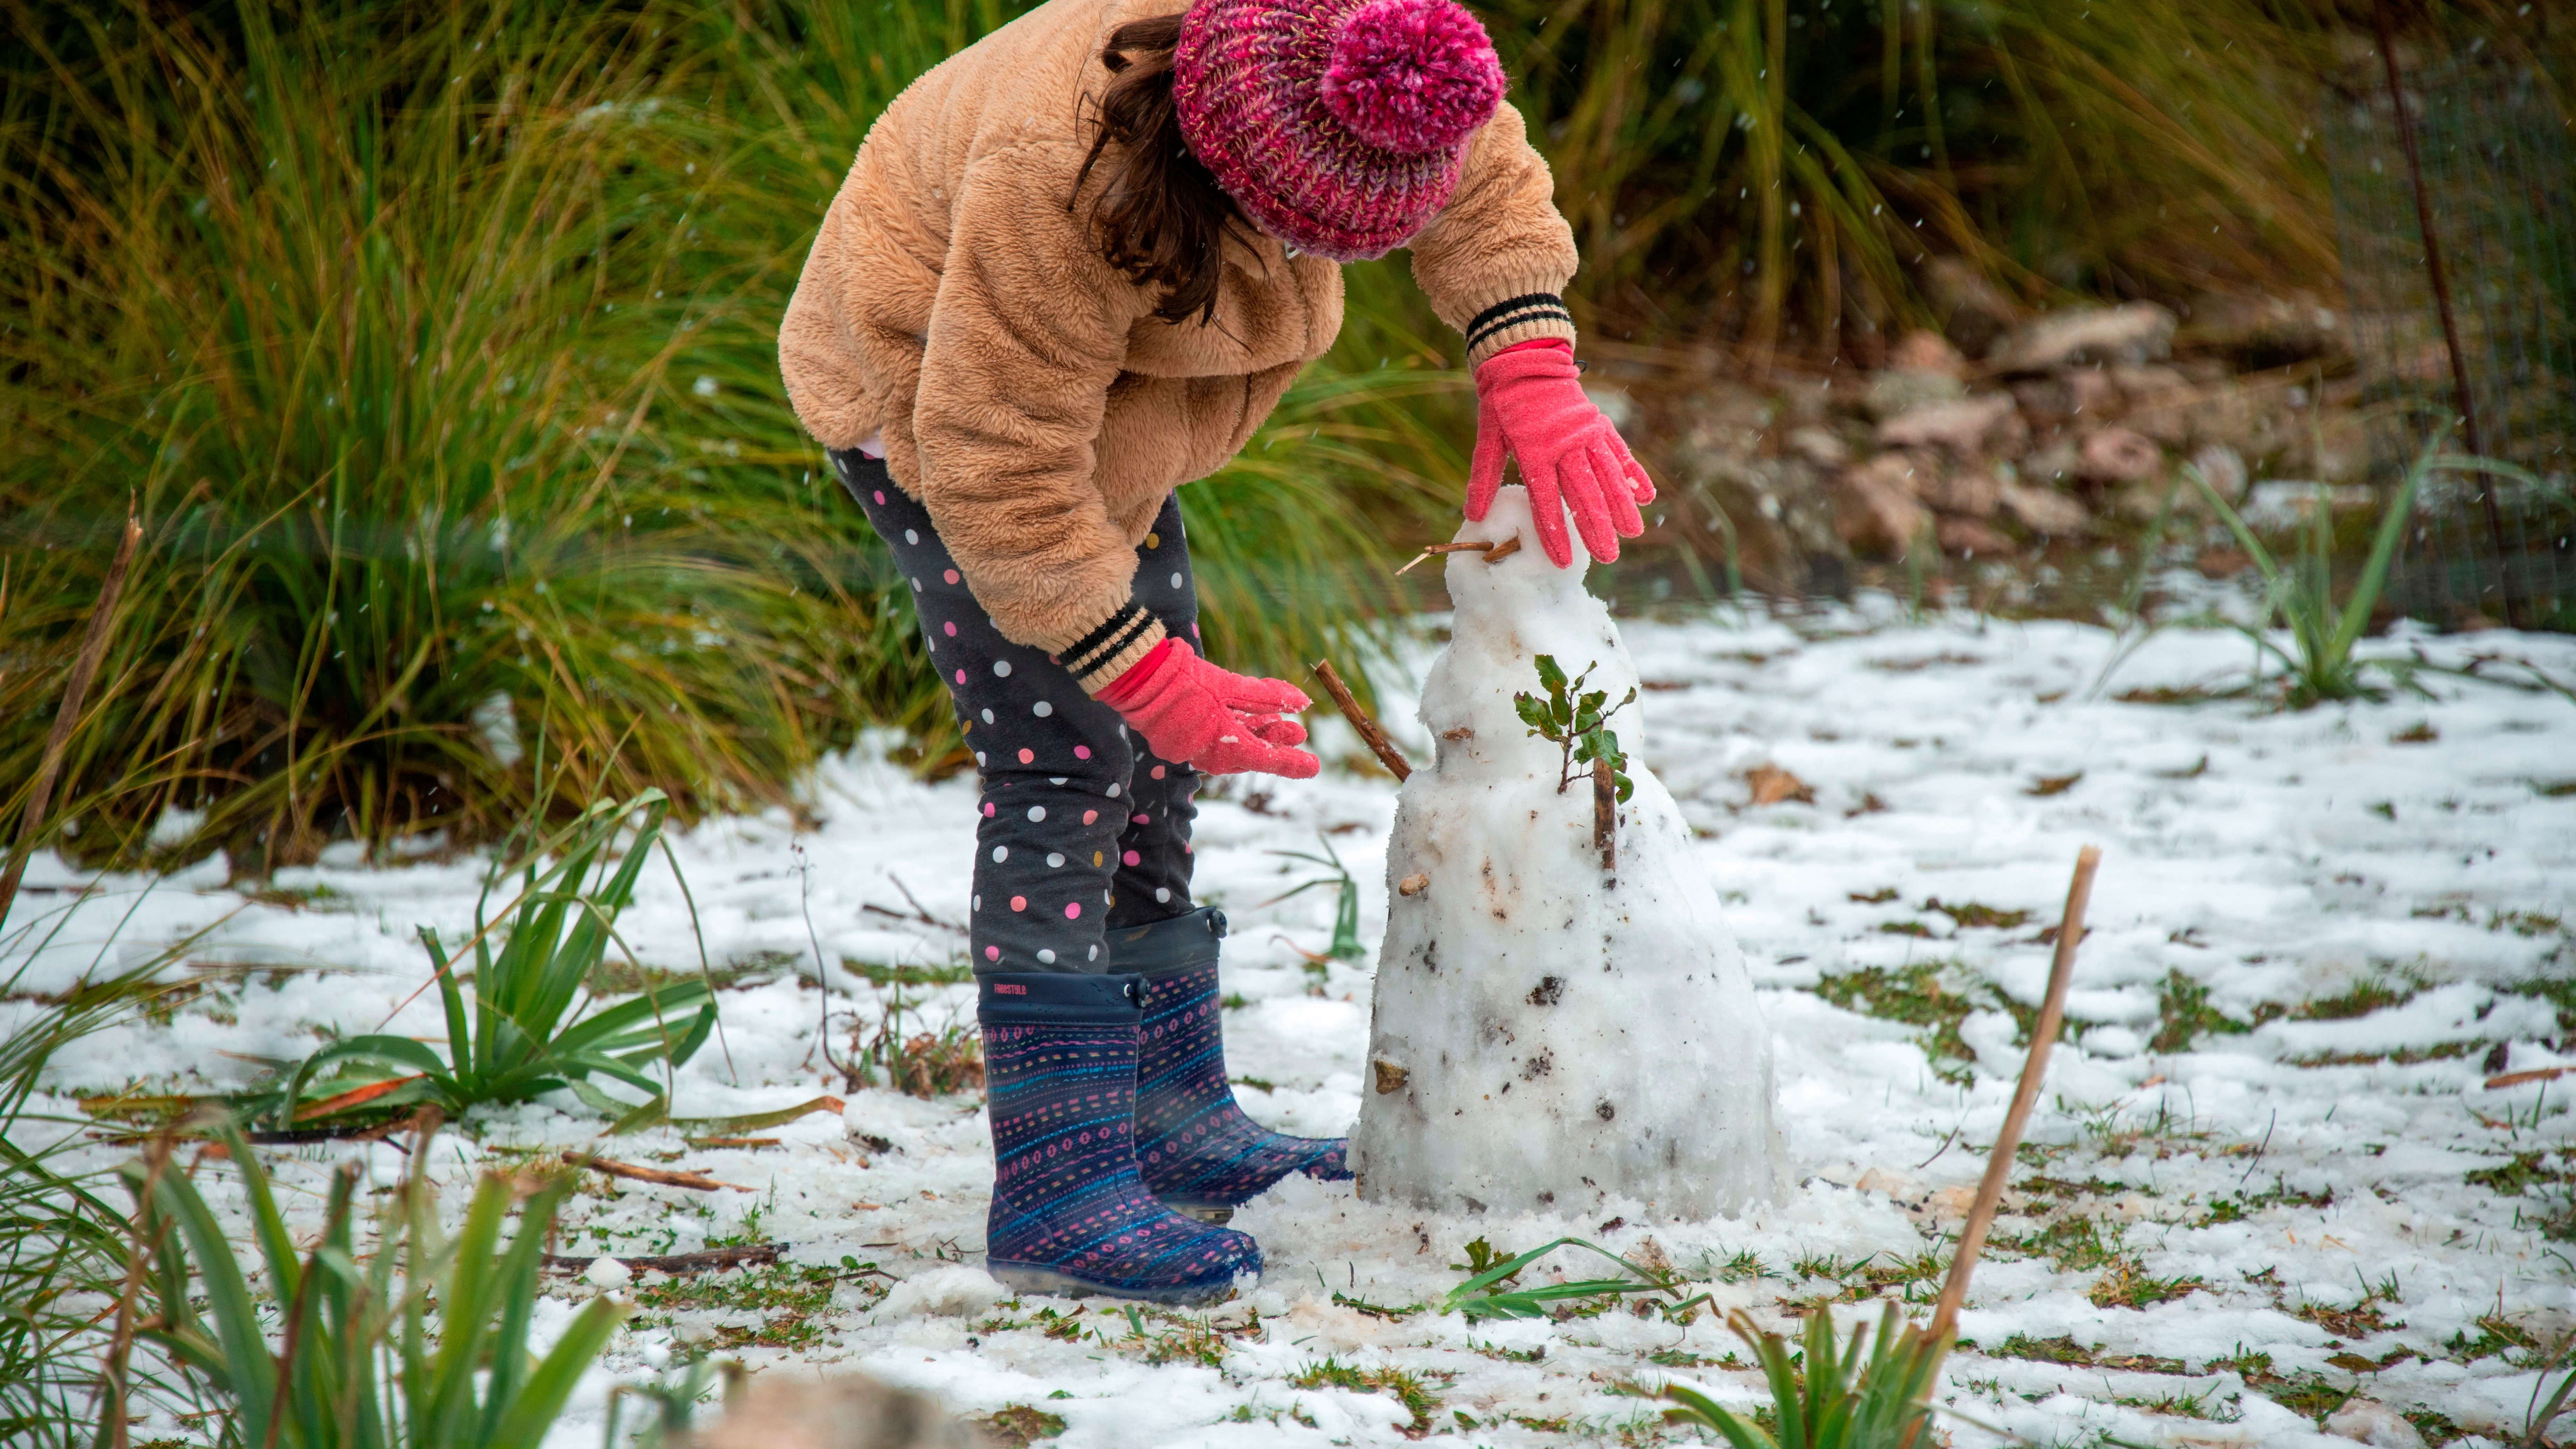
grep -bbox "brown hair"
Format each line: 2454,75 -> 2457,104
1073,15 -> 1252,326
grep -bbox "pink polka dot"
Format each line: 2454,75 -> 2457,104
944,621 -> 958,637
954,669 -> 966,684
1018,748 -> 1035,764
1073,746 -> 1091,760
1123,849 -> 1142,867
1064,902 -> 1082,919
1133,812 -> 1150,825
1150,765 -> 1166,779
1183,842 -> 1193,854
874,490 -> 887,504
983,945 -> 999,960
1083,810 -> 1098,825
983,802 -> 996,817
1010,895 -> 1027,911
944,569 -> 960,584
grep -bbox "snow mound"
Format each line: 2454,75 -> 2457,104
875,1265 -> 1008,1318
1351,485 -> 1787,1218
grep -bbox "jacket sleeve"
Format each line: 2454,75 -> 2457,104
912,143 -> 1168,691
1406,101 -> 1582,369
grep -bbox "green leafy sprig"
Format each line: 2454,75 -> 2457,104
1513,654 -> 1636,801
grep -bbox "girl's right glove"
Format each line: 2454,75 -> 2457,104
1466,338 -> 1654,567
1097,640 -> 1319,779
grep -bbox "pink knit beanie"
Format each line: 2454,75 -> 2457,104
1172,0 -> 1507,262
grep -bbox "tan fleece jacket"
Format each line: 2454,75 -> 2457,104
779,0 -> 1578,688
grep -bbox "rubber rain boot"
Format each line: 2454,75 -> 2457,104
1111,909 -> 1351,1224
979,971 -> 1262,1304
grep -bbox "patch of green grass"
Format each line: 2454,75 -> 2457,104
2403,1408 -> 2467,1446
1814,962 -> 1974,1072
2089,1257 -> 2207,1310
1994,1213 -> 2122,1273
1286,1359 -> 1443,1436
1923,898 -> 2034,931
2150,969 -> 2268,1053
2253,1373 -> 2353,1421
2445,1314 -> 2540,1365
2295,979 -> 2417,1021
973,1405 -> 1067,1447
838,959 -> 976,988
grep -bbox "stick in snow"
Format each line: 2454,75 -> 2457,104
1592,754 -> 1616,873
1310,658 -> 1413,781
0,507 -> 142,932
571,1153 -> 752,1193
1927,844 -> 2102,1343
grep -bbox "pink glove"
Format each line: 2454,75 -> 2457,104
1466,339 -> 1655,567
1097,640 -> 1319,779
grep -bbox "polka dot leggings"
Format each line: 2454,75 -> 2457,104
831,449 -> 1200,975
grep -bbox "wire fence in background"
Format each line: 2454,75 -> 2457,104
2321,10 -> 2576,631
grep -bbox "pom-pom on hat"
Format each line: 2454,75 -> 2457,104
1173,0 -> 1506,262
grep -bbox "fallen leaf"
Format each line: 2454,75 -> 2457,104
2027,772 -> 2084,797
1745,764 -> 1815,806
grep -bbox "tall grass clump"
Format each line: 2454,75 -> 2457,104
1639,1303 -> 1953,1448
107,1119 -> 619,1449
0,962 -> 193,1449
2188,440 -> 2545,705
1483,0 -> 2340,356
272,790 -> 718,1129
0,1 -> 941,869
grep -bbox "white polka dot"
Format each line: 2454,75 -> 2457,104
1046,852 -> 1066,868
992,846 -> 1008,862
1170,572 -> 1183,588
910,578 -> 921,590
904,528 -> 919,544
1033,700 -> 1053,717
1107,783 -> 1121,798
993,660 -> 1013,678
925,638 -> 935,652
1037,948 -> 1056,964
1155,887 -> 1171,903
981,708 -> 995,724
1088,945 -> 1099,961
973,895 -> 982,910
1050,776 -> 1068,785
975,751 -> 987,766
1026,805 -> 1046,822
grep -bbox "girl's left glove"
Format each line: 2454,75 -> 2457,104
1466,339 -> 1654,568
1097,640 -> 1319,779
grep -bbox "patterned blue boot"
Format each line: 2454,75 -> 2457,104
979,973 -> 1262,1304
1111,910 -> 1352,1223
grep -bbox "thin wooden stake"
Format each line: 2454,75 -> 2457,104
1310,659 -> 1412,781
1927,844 -> 2103,1344
0,509 -> 143,932
1592,754 -> 1616,873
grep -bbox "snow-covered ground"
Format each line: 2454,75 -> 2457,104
9,601 -> 2575,1449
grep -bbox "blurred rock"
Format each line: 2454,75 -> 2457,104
1936,516 -> 2015,558
2180,290 -> 2350,370
2077,427 -> 2161,483
1785,426 -> 1853,469
1887,329 -> 1968,377
1829,455 -> 1932,558
1875,393 -> 2023,458
2322,1398 -> 2424,1449
2188,442 -> 2248,500
1998,480 -> 2089,536
1921,256 -> 2023,357
1989,302 -> 2177,374
679,1374 -> 991,1449
1911,462 -> 2002,518
2021,438 -> 2081,488
1863,368 -> 1967,420
1668,416 -> 1850,592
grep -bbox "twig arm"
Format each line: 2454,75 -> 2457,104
1311,659 -> 1413,782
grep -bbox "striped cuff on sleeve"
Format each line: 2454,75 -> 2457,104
1463,292 -> 1578,368
1061,598 -> 1169,696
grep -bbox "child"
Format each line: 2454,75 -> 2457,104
780,0 -> 1651,1304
